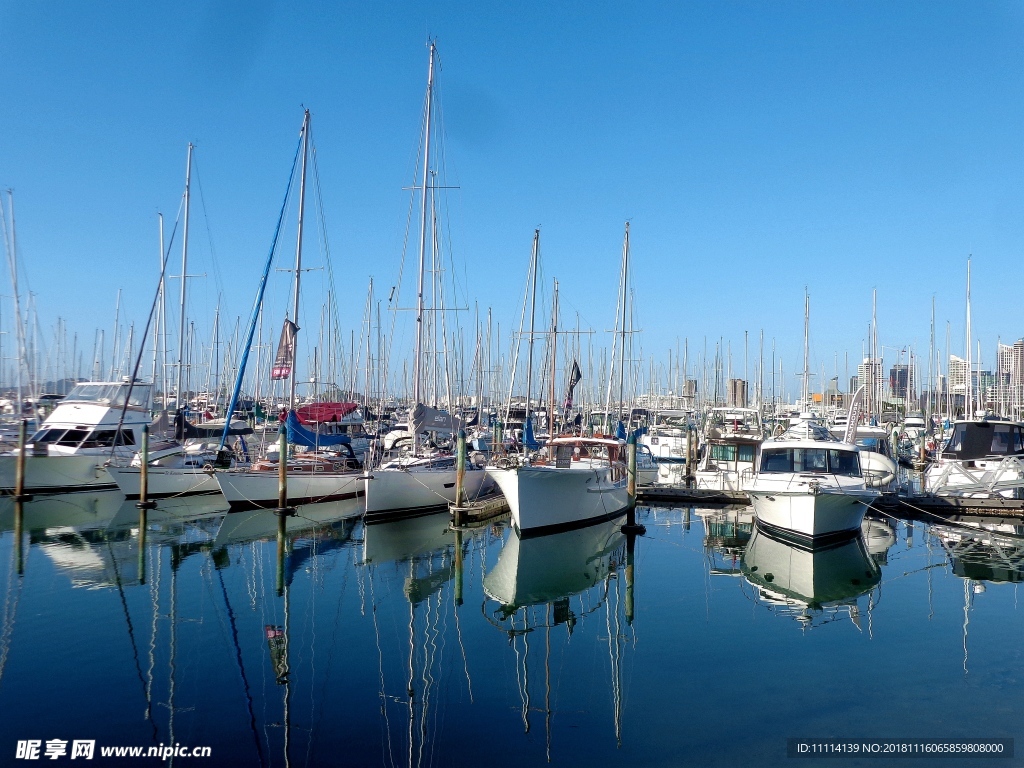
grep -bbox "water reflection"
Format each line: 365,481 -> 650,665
483,514 -> 635,756
741,526 -> 882,631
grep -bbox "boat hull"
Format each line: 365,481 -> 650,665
106,466 -> 220,499
0,454 -> 117,495
363,465 -> 492,523
216,469 -> 364,511
747,488 -> 875,544
485,463 -> 629,537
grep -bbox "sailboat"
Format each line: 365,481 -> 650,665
214,110 -> 366,511
363,42 -> 493,523
486,226 -> 631,536
107,144 -> 254,500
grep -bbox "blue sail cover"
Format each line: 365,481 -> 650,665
286,410 -> 351,448
523,416 -> 540,451
629,425 -> 648,441
615,421 -> 628,440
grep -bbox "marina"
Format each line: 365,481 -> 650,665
3,3 -> 1024,764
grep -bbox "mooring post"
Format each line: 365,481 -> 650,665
14,419 -> 32,502
686,425 -> 695,489
454,429 -> 467,526
277,423 -> 290,513
622,433 -> 646,535
136,424 -> 157,510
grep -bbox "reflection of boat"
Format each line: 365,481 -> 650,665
930,517 -> 1024,583
362,511 -> 454,564
483,515 -> 626,608
0,490 -> 124,533
697,506 -> 754,576
860,516 -> 897,565
741,526 -> 880,629
213,497 -> 363,549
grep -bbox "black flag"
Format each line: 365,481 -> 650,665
563,360 -> 582,412
271,319 -> 298,380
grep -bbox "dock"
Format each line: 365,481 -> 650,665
450,493 -> 510,527
637,483 -> 1024,519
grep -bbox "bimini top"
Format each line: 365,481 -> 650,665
940,419 -> 1024,461
61,381 -> 152,409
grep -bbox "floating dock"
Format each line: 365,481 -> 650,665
450,493 -> 510,527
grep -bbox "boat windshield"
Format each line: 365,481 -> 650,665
706,410 -> 761,434
760,447 -> 861,477
64,383 -> 152,408
655,414 -> 689,429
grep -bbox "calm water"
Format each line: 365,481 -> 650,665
1,492 -> 1023,766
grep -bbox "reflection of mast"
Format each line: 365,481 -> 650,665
544,606 -> 552,763
606,571 -> 623,747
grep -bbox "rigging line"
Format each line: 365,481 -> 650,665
106,212 -> 182,462
216,566 -> 267,768
190,155 -> 226,303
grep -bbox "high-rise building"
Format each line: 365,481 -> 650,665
727,379 -> 748,408
858,358 -> 882,408
948,355 -> 968,394
997,340 -> 1024,415
889,364 -> 913,400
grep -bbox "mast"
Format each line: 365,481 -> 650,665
175,144 -> 193,412
802,288 -> 810,408
617,223 -> 630,424
412,41 -> 437,453
524,230 -> 540,436
965,256 -> 972,418
289,110 -> 311,410
549,279 -> 558,436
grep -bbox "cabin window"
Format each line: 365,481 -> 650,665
55,429 -> 89,447
710,444 -> 736,462
761,447 -> 860,476
1015,428 -> 1024,453
738,444 -> 756,463
991,425 -> 1015,454
30,429 -> 65,444
80,430 -> 119,448
827,450 -> 862,477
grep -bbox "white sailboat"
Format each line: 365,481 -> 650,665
364,42 -> 493,523
213,111 -> 367,511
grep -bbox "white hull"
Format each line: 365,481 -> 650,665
106,466 -> 220,499
363,465 -> 492,522
216,469 -> 363,511
0,454 -> 119,494
485,462 -> 629,535
748,488 -> 875,541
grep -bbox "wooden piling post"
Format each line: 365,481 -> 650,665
14,419 -> 32,502
453,429 -> 467,526
622,433 -> 646,534
624,529 -> 636,625
13,498 -> 23,576
136,425 -> 157,510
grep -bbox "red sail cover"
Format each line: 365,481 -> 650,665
271,319 -> 298,380
294,402 -> 359,425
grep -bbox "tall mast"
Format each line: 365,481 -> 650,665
412,42 -> 437,413
289,110 -> 311,410
616,223 -> 630,423
802,288 -> 810,407
525,230 -> 540,431
549,279 -> 558,435
175,144 -> 193,411
965,256 -> 972,417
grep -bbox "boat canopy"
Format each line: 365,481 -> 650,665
286,410 -> 351,448
411,403 -> 463,435
941,420 -> 1024,460
175,413 -> 254,440
295,401 -> 359,425
65,382 -> 152,409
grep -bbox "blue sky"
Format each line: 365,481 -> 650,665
1,1 -> 1022,396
